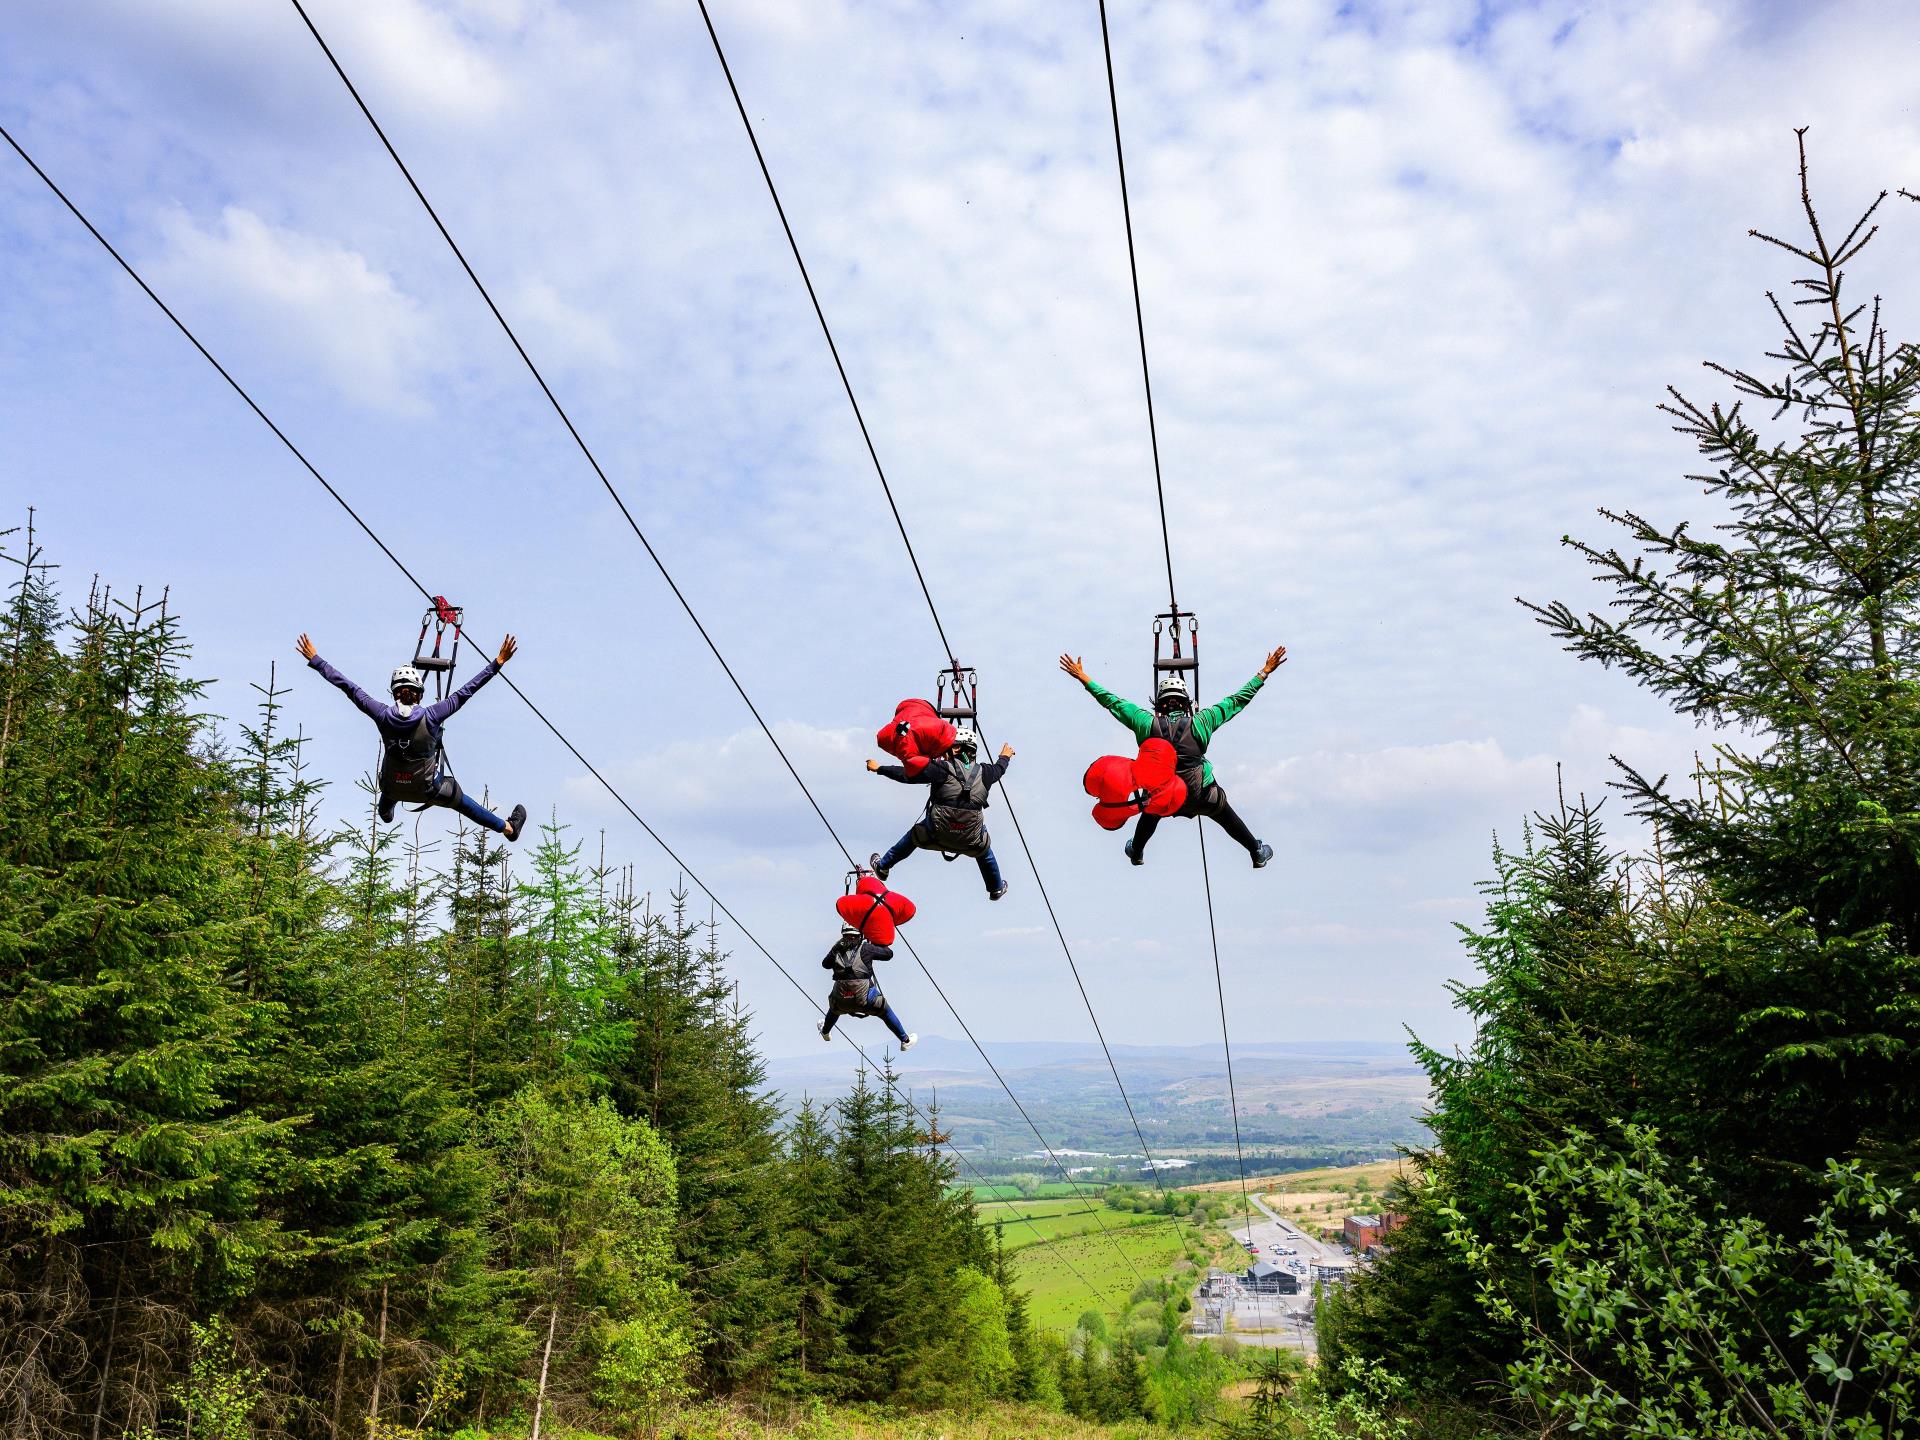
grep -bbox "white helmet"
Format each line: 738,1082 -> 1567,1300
948,728 -> 979,761
389,665 -> 425,698
1155,674 -> 1191,710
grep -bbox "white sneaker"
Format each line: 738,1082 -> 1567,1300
819,1022 -> 832,1043
901,1033 -> 918,1052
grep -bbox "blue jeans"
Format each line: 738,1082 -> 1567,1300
454,789 -> 507,834
823,985 -> 910,1045
879,828 -> 1004,894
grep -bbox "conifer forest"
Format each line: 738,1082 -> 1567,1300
8,4 -> 1920,1436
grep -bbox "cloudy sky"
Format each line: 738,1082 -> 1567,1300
5,0 -> 1919,1066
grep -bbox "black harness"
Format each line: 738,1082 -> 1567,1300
1150,709 -> 1207,790
921,756 -> 991,858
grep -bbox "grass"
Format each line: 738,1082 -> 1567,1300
975,1197 -> 1177,1251
1009,1219 -> 1195,1332
482,1399 -> 1155,1439
1249,1158 -> 1409,1236
960,1181 -> 1111,1201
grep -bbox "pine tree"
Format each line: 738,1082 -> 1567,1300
0,580 -> 279,1437
778,1100 -> 853,1398
1526,133 -> 1920,1187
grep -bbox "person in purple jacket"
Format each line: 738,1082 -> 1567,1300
297,631 -> 528,841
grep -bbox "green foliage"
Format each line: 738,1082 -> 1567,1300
1447,1125 -> 1919,1437
1328,147 -> 1920,1436
128,1318 -> 265,1440
0,531 -> 1049,1438
948,1266 -> 1015,1404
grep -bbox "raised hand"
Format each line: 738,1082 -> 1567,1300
999,743 -> 1015,760
1261,644 -> 1288,677
497,634 -> 518,666
1058,653 -> 1089,684
296,633 -> 317,662
866,758 -> 881,773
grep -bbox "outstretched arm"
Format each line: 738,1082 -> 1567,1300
983,743 -> 1016,787
425,634 -> 517,724
298,635 -> 387,723
1195,646 -> 1287,740
867,759 -> 933,784
1059,653 -> 1153,742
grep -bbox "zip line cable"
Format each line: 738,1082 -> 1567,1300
1096,0 -> 1179,616
276,1 -> 1148,1278
1094,0 -> 1266,1313
691,0 -> 1172,1191
0,118 -> 1109,1301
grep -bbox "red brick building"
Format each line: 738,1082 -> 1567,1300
1343,1212 -> 1404,1254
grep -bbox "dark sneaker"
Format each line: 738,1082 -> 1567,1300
869,851 -> 890,881
1252,841 -> 1273,869
504,804 -> 528,843
989,882 -> 1010,902
1124,837 -> 1145,866
377,795 -> 397,824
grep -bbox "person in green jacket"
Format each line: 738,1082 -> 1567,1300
1059,643 -> 1287,868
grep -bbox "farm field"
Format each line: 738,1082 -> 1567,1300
973,1195 -> 1200,1330
1010,1219 -> 1193,1332
975,1196 -> 1171,1249
1183,1158 -> 1409,1236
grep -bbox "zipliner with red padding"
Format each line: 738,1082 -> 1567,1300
1060,620 -> 1288,868
1083,737 -> 1188,829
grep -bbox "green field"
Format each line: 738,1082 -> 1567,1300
975,1196 -> 1164,1248
974,1197 -> 1196,1331
959,1181 -> 1109,1202
1008,1222 -> 1193,1332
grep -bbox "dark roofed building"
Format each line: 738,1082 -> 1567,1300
1244,1259 -> 1299,1294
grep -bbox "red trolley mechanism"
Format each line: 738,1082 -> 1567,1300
1152,604 -> 1199,702
934,661 -> 978,724
412,596 -> 463,702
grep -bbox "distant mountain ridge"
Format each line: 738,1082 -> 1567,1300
763,1036 -> 1429,1157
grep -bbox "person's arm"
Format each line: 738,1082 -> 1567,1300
425,635 -> 517,724
865,942 -> 894,964
1060,652 -> 1153,740
983,744 -> 1016,787
298,636 -> 388,723
1194,646 -> 1287,743
869,760 -> 934,784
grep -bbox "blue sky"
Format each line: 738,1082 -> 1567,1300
5,0 -> 1919,1061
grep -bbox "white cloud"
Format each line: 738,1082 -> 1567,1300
152,205 -> 434,414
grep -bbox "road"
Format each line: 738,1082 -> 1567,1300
1191,1192 -> 1358,1352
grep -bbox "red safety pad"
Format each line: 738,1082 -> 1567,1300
876,698 -> 957,777
835,874 -> 918,946
1082,741 -> 1187,828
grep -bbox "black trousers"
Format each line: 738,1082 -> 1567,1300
1131,781 -> 1259,856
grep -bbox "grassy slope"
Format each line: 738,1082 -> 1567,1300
518,1401 -> 1155,1439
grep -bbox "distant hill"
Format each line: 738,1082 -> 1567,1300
764,1037 -> 1429,1163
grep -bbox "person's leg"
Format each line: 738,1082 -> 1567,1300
1201,785 -> 1262,856
376,788 -> 397,824
820,1003 -> 842,1039
977,845 -> 1006,897
451,788 -> 507,834
875,826 -> 921,876
1128,811 -> 1162,860
872,988 -> 911,1046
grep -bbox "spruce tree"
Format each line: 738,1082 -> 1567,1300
1526,133 -> 1920,1186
